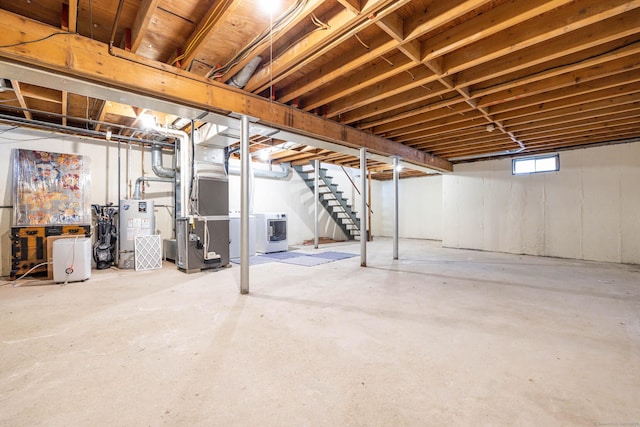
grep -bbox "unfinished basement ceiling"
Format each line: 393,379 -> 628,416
0,0 -> 639,179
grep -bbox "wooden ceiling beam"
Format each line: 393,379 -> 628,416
277,32 -> 397,104
272,148 -> 328,163
497,84 -> 640,125
455,8 -> 640,88
513,110 -> 640,139
246,0 -> 412,93
391,113 -> 486,143
418,134 -> 513,153
0,10 -> 451,172
172,0 -> 238,70
524,125 -> 640,147
372,100 -> 470,134
9,80 -> 32,120
520,129 -> 640,151
442,0 -> 638,77
410,130 -> 505,149
61,91 -> 68,126
508,100 -> 640,132
343,82 -> 452,126
515,113 -> 640,141
404,0 -> 494,41
490,70 -> 640,116
220,0 -> 326,82
376,14 -> 421,62
130,0 -> 161,53
19,85 -> 62,104
301,51 -> 416,111
281,0 -> 492,105
325,66 -> 438,117
421,0 -> 573,63
478,54 -> 640,109
384,107 -> 480,139
471,39 -> 640,100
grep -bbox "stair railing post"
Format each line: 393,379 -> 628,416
314,159 -> 320,249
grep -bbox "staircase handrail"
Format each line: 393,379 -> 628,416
340,166 -> 373,215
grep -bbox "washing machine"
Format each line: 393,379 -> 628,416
255,212 -> 288,253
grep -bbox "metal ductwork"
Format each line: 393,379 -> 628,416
132,176 -> 173,199
0,79 -> 13,92
228,160 -> 292,180
227,56 -> 262,88
151,144 -> 175,178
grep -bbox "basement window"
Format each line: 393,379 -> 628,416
512,154 -> 559,175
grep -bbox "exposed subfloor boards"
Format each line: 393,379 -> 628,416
1,238 -> 638,425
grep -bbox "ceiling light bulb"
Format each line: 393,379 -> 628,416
260,0 -> 281,14
259,150 -> 270,161
140,114 -> 156,130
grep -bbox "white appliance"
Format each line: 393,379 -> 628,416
255,212 -> 288,253
229,213 -> 256,259
53,237 -> 91,283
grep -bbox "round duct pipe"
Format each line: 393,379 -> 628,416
227,56 -> 263,88
227,161 -> 292,180
132,176 -> 173,199
151,144 -> 175,178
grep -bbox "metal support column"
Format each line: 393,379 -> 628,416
314,159 -> 320,249
393,156 -> 399,260
240,115 -> 250,295
360,147 -> 367,267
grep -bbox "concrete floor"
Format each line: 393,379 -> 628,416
0,238 -> 639,426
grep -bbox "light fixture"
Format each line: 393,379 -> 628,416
105,128 -> 112,141
259,0 -> 281,14
395,164 -> 403,172
259,149 -> 270,161
486,123 -> 495,132
139,113 -> 156,130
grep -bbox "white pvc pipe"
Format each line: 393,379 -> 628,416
360,147 -> 367,267
240,115 -> 250,295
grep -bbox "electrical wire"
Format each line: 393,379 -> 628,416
62,236 -> 79,286
11,262 -> 51,287
206,0 -> 308,79
0,32 -> 73,48
354,34 -> 370,50
171,0 -> 234,66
